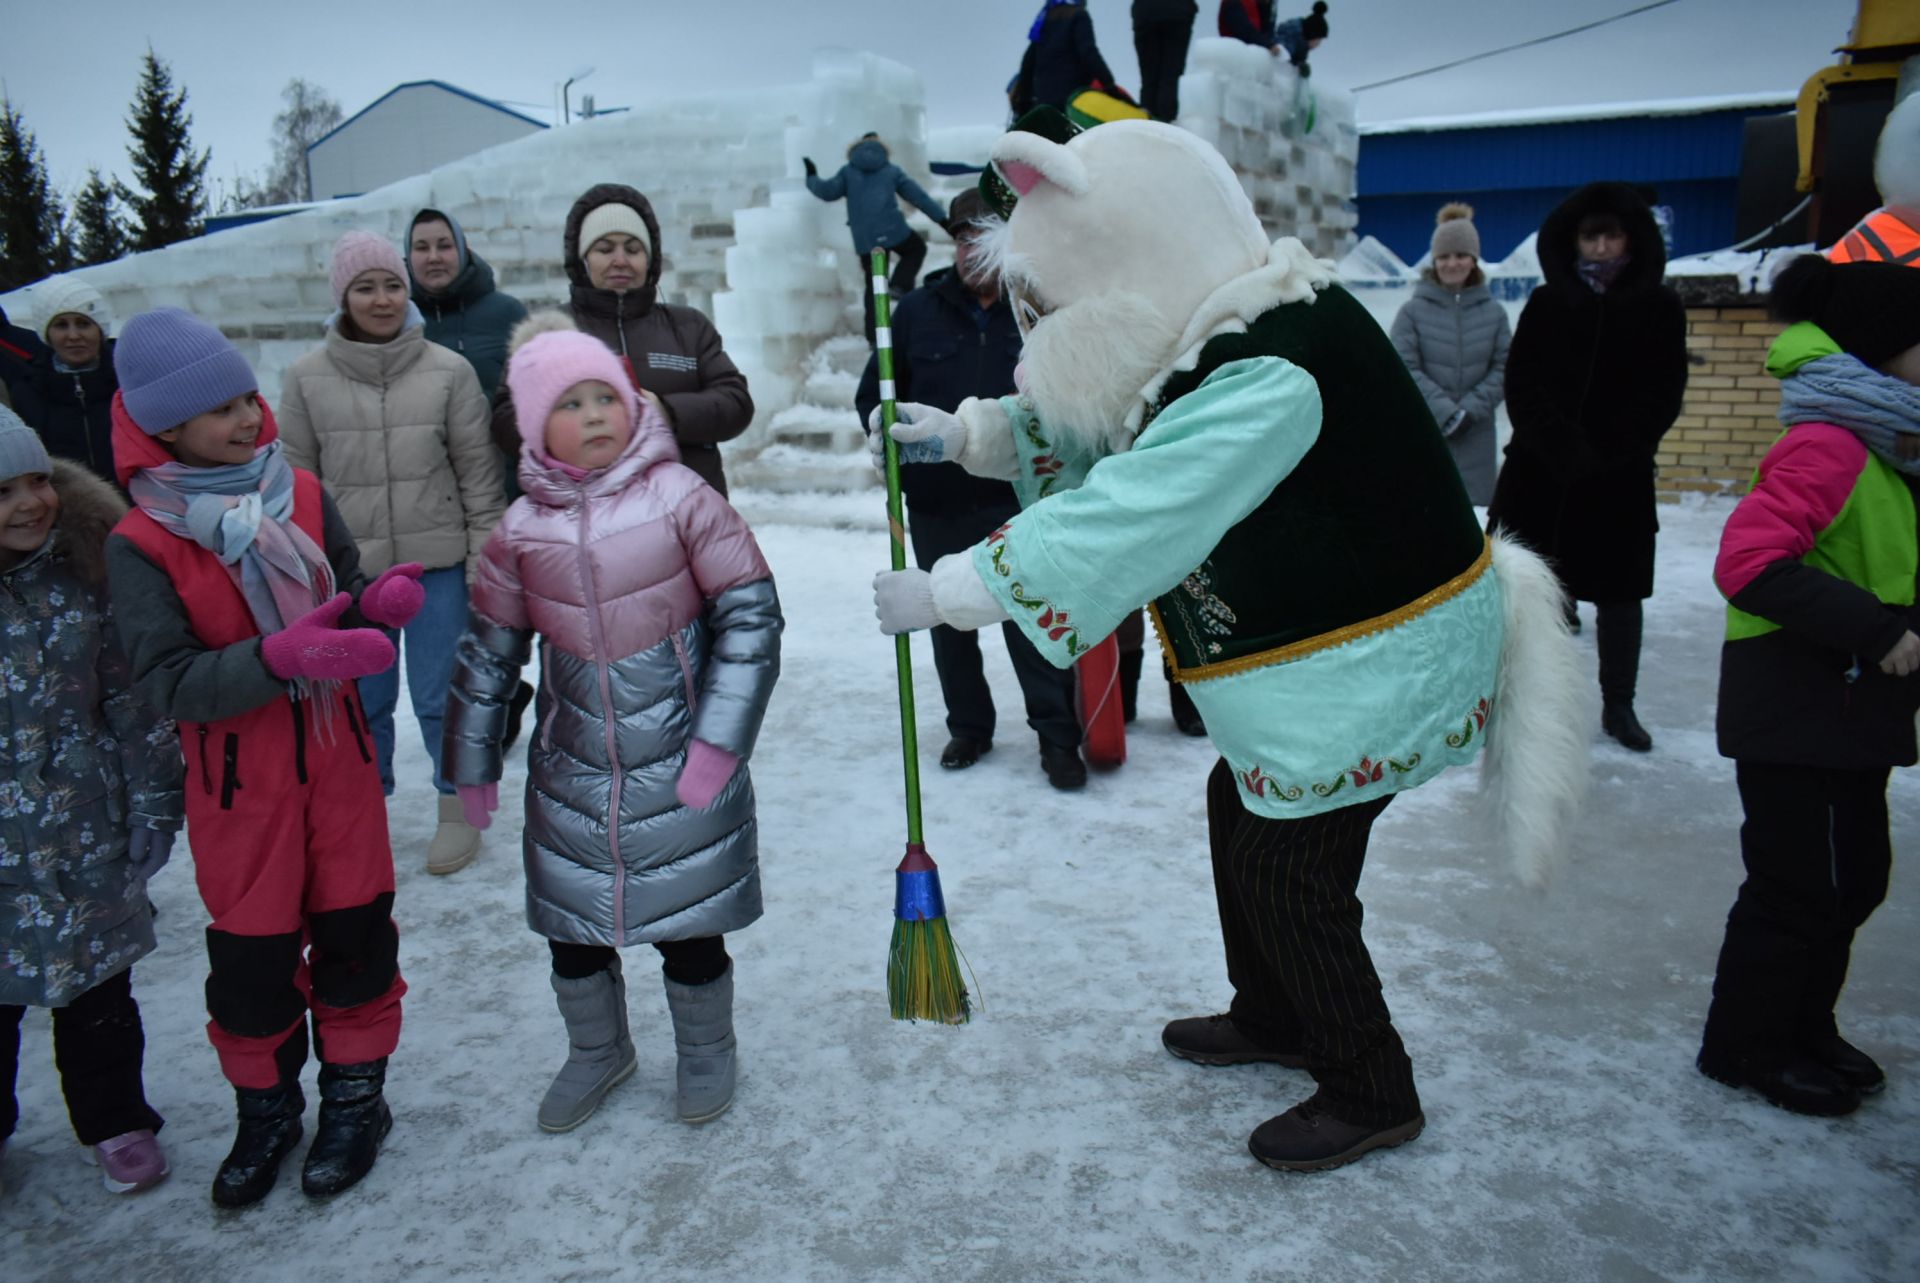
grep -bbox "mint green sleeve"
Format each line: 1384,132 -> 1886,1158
1000,394 -> 1104,510
971,357 -> 1322,665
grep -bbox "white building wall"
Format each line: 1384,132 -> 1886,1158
307,84 -> 544,200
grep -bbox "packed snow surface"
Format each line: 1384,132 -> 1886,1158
4,493 -> 1915,1282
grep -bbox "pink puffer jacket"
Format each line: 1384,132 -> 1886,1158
445,404 -> 783,946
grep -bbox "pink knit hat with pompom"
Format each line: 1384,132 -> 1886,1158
504,313 -> 640,457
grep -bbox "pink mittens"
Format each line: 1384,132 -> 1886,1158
674,739 -> 739,810
457,782 -> 498,831
359,562 -> 426,628
261,593 -> 397,682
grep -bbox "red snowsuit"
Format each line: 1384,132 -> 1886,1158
105,396 -> 405,1090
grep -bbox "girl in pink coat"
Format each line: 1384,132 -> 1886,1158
444,315 -> 781,1134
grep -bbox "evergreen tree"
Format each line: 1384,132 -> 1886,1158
120,47 -> 210,250
72,168 -> 130,266
0,98 -> 64,291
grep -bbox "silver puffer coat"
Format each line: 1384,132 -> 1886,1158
444,404 -> 781,946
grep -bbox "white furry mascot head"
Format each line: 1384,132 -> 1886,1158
1877,92 -> 1920,215
981,119 -> 1332,454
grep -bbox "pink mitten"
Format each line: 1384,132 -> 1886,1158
675,739 -> 739,810
457,782 -> 498,831
360,562 -> 426,628
260,593 -> 397,681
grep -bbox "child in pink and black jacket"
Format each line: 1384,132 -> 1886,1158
1698,255 -> 1920,1119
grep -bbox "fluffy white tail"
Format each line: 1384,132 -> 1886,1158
1482,534 -> 1593,888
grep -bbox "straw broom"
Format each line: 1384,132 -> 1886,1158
873,248 -> 971,1025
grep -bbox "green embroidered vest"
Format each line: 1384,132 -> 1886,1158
1150,285 -> 1487,679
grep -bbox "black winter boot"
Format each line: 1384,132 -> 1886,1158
1596,600 -> 1651,751
211,1082 -> 305,1209
300,1059 -> 392,1198
1118,649 -> 1143,724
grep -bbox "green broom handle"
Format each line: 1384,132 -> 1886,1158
873,250 -> 924,845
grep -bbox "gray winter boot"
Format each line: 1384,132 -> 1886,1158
663,963 -> 737,1124
538,957 -> 638,1133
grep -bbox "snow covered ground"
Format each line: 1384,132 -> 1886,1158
5,492 -> 1916,1282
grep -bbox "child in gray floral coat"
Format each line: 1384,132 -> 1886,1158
0,406 -> 183,1194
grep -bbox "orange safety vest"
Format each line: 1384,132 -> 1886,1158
1827,209 -> 1920,266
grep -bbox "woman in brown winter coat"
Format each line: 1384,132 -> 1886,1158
492,184 -> 753,495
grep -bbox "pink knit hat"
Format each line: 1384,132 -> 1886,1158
329,231 -> 409,303
504,314 -> 641,457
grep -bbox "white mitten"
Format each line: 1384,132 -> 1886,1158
866,402 -> 966,471
873,569 -> 941,635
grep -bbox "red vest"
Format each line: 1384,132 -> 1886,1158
112,469 -> 328,650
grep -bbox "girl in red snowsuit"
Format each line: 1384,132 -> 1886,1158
103,308 -> 425,1207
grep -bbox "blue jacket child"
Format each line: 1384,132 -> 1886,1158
804,135 -> 948,257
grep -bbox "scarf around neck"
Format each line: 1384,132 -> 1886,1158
1778,354 -> 1920,477
1577,253 -> 1631,295
129,440 -> 343,711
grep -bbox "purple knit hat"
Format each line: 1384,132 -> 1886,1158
114,308 -> 258,434
330,231 -> 409,304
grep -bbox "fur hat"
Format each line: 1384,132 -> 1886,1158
329,231 -> 408,305
504,313 -> 639,456
32,275 -> 113,339
1430,202 -> 1481,260
576,203 -> 651,261
1876,93 -> 1920,210
1300,2 -> 1330,40
113,308 -> 258,434
1771,253 -> 1920,369
0,403 -> 51,482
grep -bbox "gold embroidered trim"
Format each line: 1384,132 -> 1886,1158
1153,536 -> 1493,683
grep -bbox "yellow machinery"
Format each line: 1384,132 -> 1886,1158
1796,0 -> 1920,194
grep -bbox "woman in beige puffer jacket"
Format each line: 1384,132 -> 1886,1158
279,232 -> 505,874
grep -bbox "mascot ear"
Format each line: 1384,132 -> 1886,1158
991,131 -> 1090,199
999,161 -> 1047,197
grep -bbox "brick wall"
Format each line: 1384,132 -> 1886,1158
1659,278 -> 1784,499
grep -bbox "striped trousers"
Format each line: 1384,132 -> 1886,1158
1207,758 -> 1422,1126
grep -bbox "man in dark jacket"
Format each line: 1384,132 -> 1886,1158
1014,1 -> 1120,117
1133,1 -> 1197,122
493,184 -> 753,496
856,192 -> 1085,790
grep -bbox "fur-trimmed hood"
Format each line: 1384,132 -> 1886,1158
6,459 -> 129,589
1536,182 -> 1666,297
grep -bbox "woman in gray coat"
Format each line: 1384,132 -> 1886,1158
1390,203 -> 1511,505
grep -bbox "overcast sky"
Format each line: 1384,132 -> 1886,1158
1,0 -> 1861,203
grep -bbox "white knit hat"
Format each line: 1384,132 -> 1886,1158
32,275 -> 113,339
576,203 -> 650,260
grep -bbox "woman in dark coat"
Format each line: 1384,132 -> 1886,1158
11,278 -> 119,478
491,184 -> 753,496
1487,182 -> 1688,751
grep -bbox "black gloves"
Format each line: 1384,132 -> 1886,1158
803,157 -> 818,178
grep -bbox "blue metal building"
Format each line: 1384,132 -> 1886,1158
1357,94 -> 1793,265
